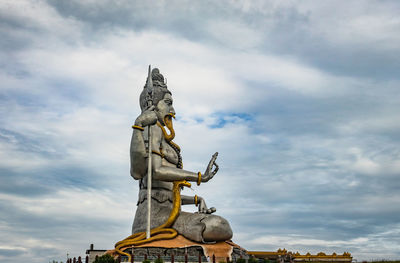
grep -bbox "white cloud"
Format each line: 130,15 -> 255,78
0,187 -> 132,221
0,0 -> 84,45
1,1 -> 400,262
205,19 -> 263,50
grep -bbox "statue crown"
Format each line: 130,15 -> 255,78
139,65 -> 171,112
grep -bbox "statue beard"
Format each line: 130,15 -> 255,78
163,114 -> 175,142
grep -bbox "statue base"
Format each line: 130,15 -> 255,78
108,235 -> 248,262
86,237 -> 351,263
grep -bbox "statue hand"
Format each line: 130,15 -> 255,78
135,105 -> 157,127
198,197 -> 216,214
202,152 -> 219,182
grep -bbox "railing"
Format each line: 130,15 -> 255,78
68,252 -> 237,263
66,256 -> 88,263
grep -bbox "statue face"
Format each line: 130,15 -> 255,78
155,93 -> 175,126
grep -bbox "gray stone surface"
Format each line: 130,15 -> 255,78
130,66 -> 233,243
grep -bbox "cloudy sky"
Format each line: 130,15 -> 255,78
1,0 -> 400,262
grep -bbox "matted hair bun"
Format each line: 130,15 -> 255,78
139,67 -> 171,112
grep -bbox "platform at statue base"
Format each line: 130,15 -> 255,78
103,235 -> 248,263
86,238 -> 352,263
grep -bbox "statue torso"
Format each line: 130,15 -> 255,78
141,124 -> 180,191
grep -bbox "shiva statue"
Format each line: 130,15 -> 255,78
129,67 -> 233,244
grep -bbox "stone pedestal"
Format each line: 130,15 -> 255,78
111,235 -> 248,263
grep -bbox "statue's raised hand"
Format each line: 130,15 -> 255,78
134,105 -> 158,127
202,152 -> 219,182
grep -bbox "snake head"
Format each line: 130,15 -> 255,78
174,180 -> 191,189
167,113 -> 176,119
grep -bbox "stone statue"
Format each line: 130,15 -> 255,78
129,67 -> 233,243
107,69 -> 350,261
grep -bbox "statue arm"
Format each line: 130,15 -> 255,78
130,128 -> 147,180
131,122 -> 219,184
130,106 -> 158,180
181,195 -> 196,205
152,158 -> 199,182
151,127 -> 199,182
181,195 -> 216,214
129,121 -> 199,182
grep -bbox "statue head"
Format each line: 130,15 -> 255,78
139,68 -> 171,111
139,67 -> 175,127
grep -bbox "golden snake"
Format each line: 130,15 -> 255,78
114,180 -> 191,261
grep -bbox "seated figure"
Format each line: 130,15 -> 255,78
130,67 -> 233,243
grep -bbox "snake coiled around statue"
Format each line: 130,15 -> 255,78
157,117 -> 183,169
114,180 -> 191,261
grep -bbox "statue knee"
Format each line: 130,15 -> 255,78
202,215 -> 233,242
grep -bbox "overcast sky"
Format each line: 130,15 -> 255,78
1,1 -> 400,262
